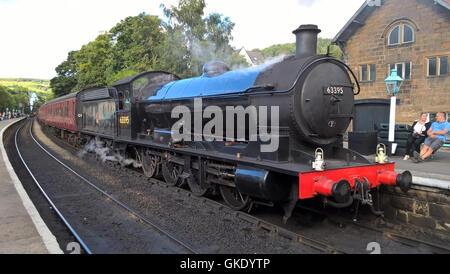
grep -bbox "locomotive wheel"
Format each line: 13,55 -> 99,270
161,159 -> 183,186
141,150 -> 159,178
219,185 -> 251,211
187,170 -> 208,197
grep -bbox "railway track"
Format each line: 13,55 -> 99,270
14,121 -> 92,254
15,119 -> 198,254
293,204 -> 450,254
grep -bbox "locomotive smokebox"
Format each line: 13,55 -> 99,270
293,24 -> 321,57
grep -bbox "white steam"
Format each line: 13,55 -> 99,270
78,137 -> 142,168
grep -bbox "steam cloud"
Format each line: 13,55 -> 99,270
78,137 -> 142,168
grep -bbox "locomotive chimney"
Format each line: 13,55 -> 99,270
292,24 -> 321,57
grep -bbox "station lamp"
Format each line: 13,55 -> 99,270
385,69 -> 403,153
385,69 -> 403,96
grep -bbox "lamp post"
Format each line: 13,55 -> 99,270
385,69 -> 403,154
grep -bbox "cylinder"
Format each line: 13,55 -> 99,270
234,166 -> 291,201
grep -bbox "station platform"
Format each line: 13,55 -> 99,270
392,149 -> 450,190
393,149 -> 450,179
0,118 -> 61,254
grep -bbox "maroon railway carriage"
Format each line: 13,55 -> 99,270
38,92 -> 78,132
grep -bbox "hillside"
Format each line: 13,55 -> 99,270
252,38 -> 342,60
0,78 -> 52,98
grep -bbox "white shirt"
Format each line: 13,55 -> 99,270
413,121 -> 426,134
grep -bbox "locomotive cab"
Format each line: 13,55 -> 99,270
111,71 -> 180,140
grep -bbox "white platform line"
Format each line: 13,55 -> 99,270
0,119 -> 63,254
413,176 -> 450,191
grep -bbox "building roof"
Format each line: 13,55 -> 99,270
246,50 -> 265,65
239,47 -> 265,66
44,91 -> 79,106
332,0 -> 449,46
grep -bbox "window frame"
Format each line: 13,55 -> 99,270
402,24 -> 414,44
439,56 -> 448,76
388,62 -> 412,80
359,64 -> 376,82
387,23 -> 415,46
427,56 -> 449,77
388,25 -> 400,46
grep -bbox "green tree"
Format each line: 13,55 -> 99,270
31,95 -> 46,112
49,1 -> 247,97
317,38 -> 342,59
109,13 -> 166,77
162,0 -> 207,43
161,0 -> 246,77
50,51 -> 78,97
261,43 -> 296,58
0,85 -> 14,113
8,86 -> 30,111
74,33 -> 112,90
259,39 -> 342,59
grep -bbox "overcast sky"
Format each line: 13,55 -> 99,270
0,0 -> 365,79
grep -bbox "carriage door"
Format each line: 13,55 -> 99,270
116,84 -> 132,140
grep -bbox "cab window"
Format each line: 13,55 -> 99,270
118,88 -> 130,111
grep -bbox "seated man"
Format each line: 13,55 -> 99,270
413,112 -> 449,163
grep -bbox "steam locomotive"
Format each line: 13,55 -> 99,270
38,25 -> 412,223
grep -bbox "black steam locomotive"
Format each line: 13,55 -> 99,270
38,25 -> 412,223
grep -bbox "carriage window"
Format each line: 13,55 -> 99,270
65,102 -> 69,117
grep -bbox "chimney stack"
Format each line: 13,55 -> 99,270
292,24 -> 321,57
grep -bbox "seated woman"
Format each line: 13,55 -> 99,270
404,112 -> 431,160
413,112 -> 450,163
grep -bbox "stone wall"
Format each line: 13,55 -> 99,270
342,0 -> 450,124
381,184 -> 450,235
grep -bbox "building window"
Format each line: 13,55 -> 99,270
388,23 -> 415,46
389,62 -> 411,80
428,56 -> 449,77
429,112 -> 450,123
388,26 -> 400,45
403,24 -> 414,43
441,57 -> 449,76
360,64 -> 376,82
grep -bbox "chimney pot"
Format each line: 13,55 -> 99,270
293,24 -> 321,57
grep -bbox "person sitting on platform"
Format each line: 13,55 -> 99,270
404,112 -> 431,160
413,112 -> 450,163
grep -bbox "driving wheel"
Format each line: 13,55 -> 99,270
161,158 -> 183,186
219,185 -> 251,211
